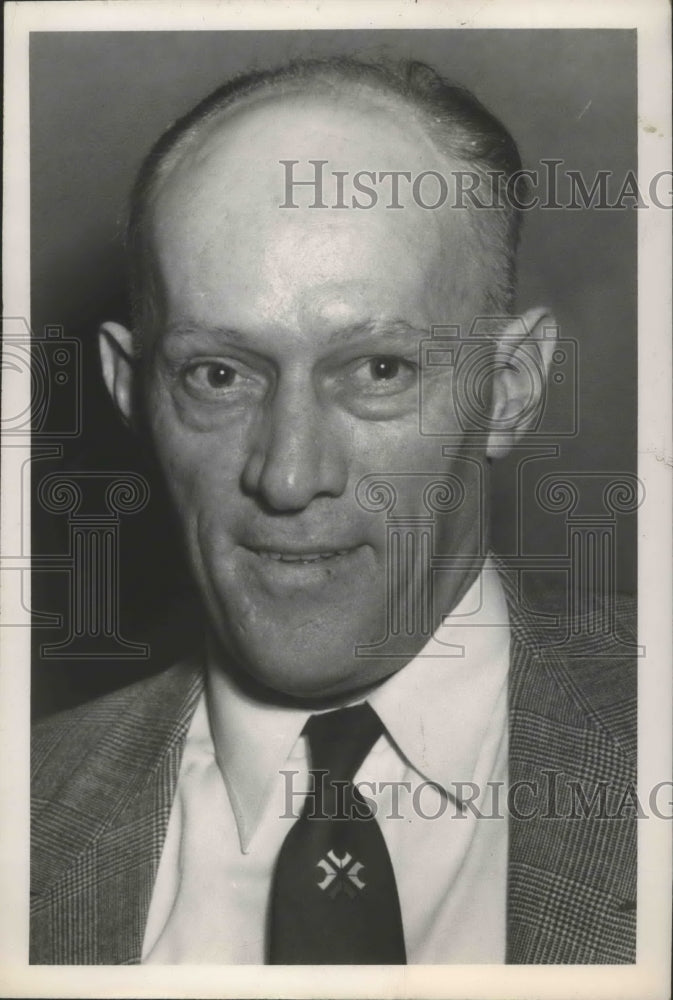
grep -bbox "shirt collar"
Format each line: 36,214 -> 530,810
205,663 -> 311,853
205,556 -> 509,852
369,556 -> 510,791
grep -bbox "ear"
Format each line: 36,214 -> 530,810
486,307 -> 557,459
98,321 -> 136,426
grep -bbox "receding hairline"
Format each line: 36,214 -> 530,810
128,57 -> 525,341
144,77 -> 481,222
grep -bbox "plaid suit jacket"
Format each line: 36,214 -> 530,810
30,563 -> 637,964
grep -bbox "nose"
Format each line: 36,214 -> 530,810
241,375 -> 348,512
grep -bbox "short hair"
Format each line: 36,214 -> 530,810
127,56 -> 525,343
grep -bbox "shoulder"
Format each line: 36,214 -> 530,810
495,557 -> 637,761
31,659 -> 203,798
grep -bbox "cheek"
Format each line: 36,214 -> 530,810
352,399 -> 455,476
145,387 -> 247,509
351,411 -> 482,527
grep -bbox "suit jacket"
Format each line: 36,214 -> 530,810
30,563 -> 638,964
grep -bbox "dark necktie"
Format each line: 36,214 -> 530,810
268,702 -> 407,964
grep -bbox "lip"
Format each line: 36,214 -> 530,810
239,539 -> 372,596
245,545 -> 360,566
240,543 -> 367,590
251,546 -> 355,564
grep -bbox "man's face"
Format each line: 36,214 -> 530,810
141,91 -> 490,699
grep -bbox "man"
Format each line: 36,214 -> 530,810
30,57 -> 637,965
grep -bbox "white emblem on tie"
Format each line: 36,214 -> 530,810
316,849 -> 366,898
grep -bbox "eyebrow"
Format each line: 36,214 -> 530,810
164,318 -> 428,346
325,318 -> 428,345
163,322 -> 247,345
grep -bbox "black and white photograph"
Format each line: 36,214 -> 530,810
1,1 -> 671,997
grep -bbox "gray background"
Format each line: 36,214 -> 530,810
30,30 -> 637,715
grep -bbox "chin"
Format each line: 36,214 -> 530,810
201,570 -> 391,695
212,623 -> 396,705
247,653 -> 377,703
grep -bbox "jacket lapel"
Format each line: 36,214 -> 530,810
30,660 -> 203,964
500,568 -> 637,963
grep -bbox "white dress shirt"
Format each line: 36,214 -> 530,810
142,557 -> 510,964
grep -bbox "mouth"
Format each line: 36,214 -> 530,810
240,544 -> 367,589
235,542 -> 373,600
254,548 -> 354,565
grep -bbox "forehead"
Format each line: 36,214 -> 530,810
157,85 -> 444,195
147,90 -> 485,332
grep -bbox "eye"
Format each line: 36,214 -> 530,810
369,357 -> 401,381
350,355 -> 416,395
203,363 -> 236,388
336,354 -> 417,413
180,360 -> 243,400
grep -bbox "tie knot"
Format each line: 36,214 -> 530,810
303,702 -> 383,784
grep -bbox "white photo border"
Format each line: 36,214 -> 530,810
2,1 -> 671,997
